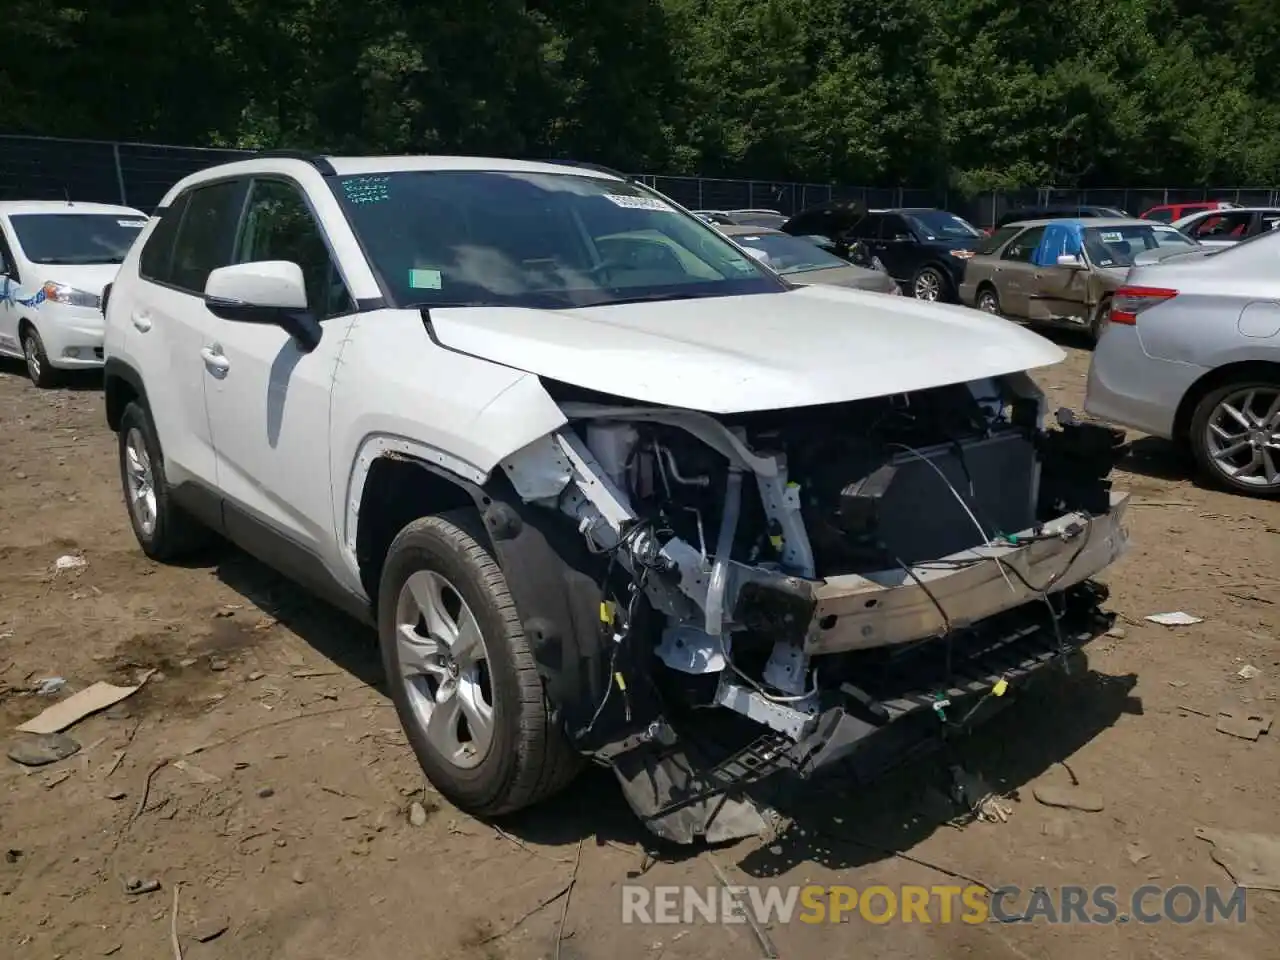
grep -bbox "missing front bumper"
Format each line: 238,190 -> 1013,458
804,492 -> 1129,654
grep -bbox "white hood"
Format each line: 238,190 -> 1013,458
30,263 -> 120,297
427,285 -> 1065,413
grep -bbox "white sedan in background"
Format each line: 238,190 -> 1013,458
0,200 -> 148,386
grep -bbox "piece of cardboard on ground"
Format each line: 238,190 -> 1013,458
15,672 -> 153,735
1196,827 -> 1280,891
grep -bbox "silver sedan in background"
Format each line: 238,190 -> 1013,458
1085,230 -> 1280,497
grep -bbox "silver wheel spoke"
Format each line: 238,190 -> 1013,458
406,571 -> 458,648
397,625 -> 447,680
457,683 -> 494,757
424,692 -> 463,755
1214,438 -> 1251,460
1264,448 -> 1280,485
124,429 -> 158,536
1220,402 -> 1251,431
452,605 -> 484,667
1265,392 -> 1280,431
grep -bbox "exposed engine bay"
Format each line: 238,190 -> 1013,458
494,372 -> 1129,842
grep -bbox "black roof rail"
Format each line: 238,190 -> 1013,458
538,159 -> 629,181
248,150 -> 337,176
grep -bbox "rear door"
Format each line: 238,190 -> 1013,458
1185,210 -> 1254,246
121,181 -> 248,501
871,213 -> 918,282
995,226 -> 1045,318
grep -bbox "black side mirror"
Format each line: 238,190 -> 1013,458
204,297 -> 323,353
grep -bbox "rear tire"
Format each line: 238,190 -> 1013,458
1188,378 -> 1280,499
117,401 -> 212,559
976,286 -> 1001,315
1089,297 -> 1112,345
20,325 -> 60,389
378,514 -> 581,816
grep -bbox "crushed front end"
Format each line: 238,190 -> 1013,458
492,374 -> 1129,843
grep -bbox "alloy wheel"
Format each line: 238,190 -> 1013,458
123,427 -> 158,536
1204,387 -> 1280,489
22,335 -> 41,382
395,569 -> 495,770
914,271 -> 941,301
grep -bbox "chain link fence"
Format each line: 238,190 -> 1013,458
4,133 -> 1279,227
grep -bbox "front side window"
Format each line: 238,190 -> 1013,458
978,226 -> 1021,255
1001,227 -> 1046,262
728,232 -> 850,275
8,213 -> 147,266
1082,224 -> 1196,268
330,171 -> 785,309
235,179 -> 352,319
169,180 -> 249,294
138,193 -> 190,284
904,210 -> 982,240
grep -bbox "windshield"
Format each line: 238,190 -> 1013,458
903,211 -> 982,240
727,232 -> 849,274
331,172 -> 785,309
1083,224 -> 1197,268
9,213 -> 147,265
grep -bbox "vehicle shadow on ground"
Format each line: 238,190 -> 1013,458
0,359 -> 103,391
206,543 -> 1144,875
735,666 -> 1141,880
213,547 -> 386,692
1117,435 -> 1198,486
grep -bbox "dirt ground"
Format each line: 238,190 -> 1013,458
1,338 -> 1277,960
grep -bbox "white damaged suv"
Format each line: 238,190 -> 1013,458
103,154 -> 1130,841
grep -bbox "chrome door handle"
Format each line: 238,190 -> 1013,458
131,312 -> 152,333
200,345 -> 230,377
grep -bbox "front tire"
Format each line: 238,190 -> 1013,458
20,326 -> 60,389
378,515 -> 580,816
1189,379 -> 1280,498
911,266 -> 948,302
117,401 -> 211,559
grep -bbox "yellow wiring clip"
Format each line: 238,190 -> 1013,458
614,672 -> 627,692
599,601 -> 614,624
993,677 -> 1009,697
769,534 -> 784,549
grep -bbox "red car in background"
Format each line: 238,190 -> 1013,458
1140,200 -> 1238,223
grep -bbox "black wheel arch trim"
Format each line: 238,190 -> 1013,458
103,357 -> 150,432
385,456 -> 648,751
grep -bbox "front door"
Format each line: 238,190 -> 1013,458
202,176 -> 357,563
995,225 -> 1046,318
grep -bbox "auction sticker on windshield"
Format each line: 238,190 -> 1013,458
117,220 -> 146,229
605,194 -> 673,212
408,268 -> 442,290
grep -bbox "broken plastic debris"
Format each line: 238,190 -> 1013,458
53,554 -> 86,572
1144,611 -> 1203,626
1237,664 -> 1261,681
16,671 -> 154,735
33,677 -> 66,696
1215,707 -> 1273,741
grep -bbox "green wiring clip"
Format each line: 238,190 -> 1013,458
931,694 -> 951,721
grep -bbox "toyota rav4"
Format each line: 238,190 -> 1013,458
103,154 -> 1130,842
